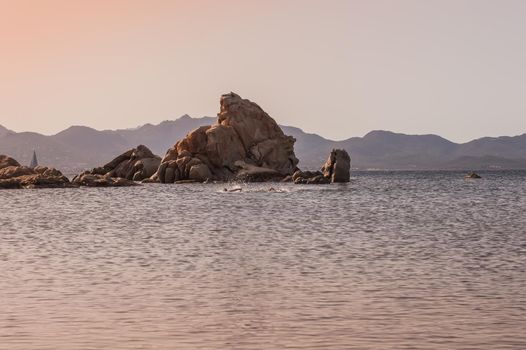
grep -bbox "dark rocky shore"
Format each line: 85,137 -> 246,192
1,93 -> 350,189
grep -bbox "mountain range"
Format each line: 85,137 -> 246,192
1,116 -> 526,173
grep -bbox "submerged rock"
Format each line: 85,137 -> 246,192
153,92 -> 299,183
0,155 -> 73,189
74,145 -> 160,186
465,172 -> 482,179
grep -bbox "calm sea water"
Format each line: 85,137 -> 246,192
1,171 -> 525,350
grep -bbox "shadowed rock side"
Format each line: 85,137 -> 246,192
91,144 -> 160,181
72,145 -> 158,187
0,155 -> 73,189
322,149 -> 351,183
153,92 -> 299,183
289,170 -> 330,184
71,173 -> 138,187
286,149 -> 351,184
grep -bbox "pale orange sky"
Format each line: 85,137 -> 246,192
1,0 -> 526,141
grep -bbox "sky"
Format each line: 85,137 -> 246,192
1,0 -> 526,142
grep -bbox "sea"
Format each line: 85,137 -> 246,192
1,170 -> 525,350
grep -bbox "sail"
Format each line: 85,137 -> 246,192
30,150 -> 38,168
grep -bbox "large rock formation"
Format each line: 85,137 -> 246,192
0,155 -> 73,189
72,145 -> 160,186
321,149 -> 351,183
153,92 -> 299,182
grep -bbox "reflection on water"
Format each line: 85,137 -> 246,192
1,171 -> 525,349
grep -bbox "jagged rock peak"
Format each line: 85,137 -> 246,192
153,92 -> 299,183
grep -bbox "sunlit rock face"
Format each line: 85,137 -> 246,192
154,92 -> 299,183
0,155 -> 72,189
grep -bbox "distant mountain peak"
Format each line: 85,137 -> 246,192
364,130 -> 395,137
363,130 -> 455,143
59,125 -> 98,133
158,114 -> 194,125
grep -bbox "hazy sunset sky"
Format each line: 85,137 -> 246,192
1,0 -> 525,142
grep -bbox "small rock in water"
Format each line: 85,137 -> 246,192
465,172 -> 482,179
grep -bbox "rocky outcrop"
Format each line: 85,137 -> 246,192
0,155 -> 73,189
289,170 -> 331,184
286,149 -> 350,184
153,92 -> 299,183
75,145 -> 160,185
0,155 -> 20,169
71,172 -> 137,187
321,149 -> 351,183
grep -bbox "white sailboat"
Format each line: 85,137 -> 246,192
30,150 -> 38,168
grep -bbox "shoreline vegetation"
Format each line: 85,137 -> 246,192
1,93 -> 350,190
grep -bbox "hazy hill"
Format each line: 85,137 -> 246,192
0,125 -> 13,138
114,115 -> 215,156
1,117 -> 526,172
281,129 -> 526,170
0,116 -> 216,172
335,131 -> 459,170
334,131 -> 526,170
454,134 -> 526,159
291,130 -> 460,170
281,126 -> 335,168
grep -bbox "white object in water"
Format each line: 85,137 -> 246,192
29,150 -> 38,168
